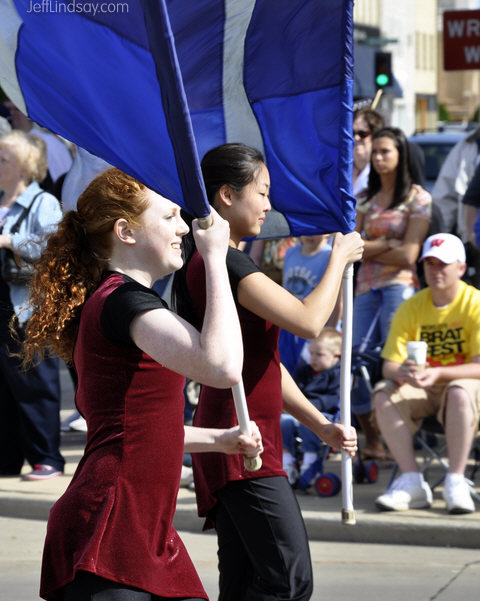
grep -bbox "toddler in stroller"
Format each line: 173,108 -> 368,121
282,327 -> 383,495
282,329 -> 341,484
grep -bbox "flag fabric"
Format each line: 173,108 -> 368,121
0,0 -> 355,237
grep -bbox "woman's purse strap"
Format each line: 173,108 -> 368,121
9,191 -> 43,235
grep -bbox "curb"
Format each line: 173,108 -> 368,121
300,509 -> 480,549
3,489 -> 479,549
2,426 -> 479,550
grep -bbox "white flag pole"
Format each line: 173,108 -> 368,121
232,381 -> 262,471
340,263 -> 356,525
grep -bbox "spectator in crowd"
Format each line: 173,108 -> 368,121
21,167 -> 262,600
0,130 -> 64,479
282,328 -> 342,484
61,146 -> 111,213
256,236 -> 298,283
353,107 -> 425,199
4,99 -> 73,184
374,233 -> 480,515
174,142 -> 361,601
353,126 -> 432,460
352,107 -> 385,197
462,159 -> 480,247
279,234 -> 341,375
460,160 -> 480,287
431,125 -> 480,240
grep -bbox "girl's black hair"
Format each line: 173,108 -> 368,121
200,142 -> 265,205
172,143 -> 265,325
366,126 -> 413,208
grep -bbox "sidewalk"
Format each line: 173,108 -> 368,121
1,427 -> 479,549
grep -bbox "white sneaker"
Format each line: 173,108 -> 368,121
61,410 -> 81,431
69,416 -> 88,432
180,465 -> 194,488
375,472 -> 432,511
442,475 -> 475,514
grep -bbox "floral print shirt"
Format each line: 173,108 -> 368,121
355,185 -> 431,295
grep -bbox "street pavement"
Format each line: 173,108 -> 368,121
3,515 -> 480,601
1,363 -> 479,549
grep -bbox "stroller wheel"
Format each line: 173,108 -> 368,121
364,460 -> 379,483
314,472 -> 341,497
353,460 -> 366,483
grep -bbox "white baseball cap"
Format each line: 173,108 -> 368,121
419,233 -> 466,264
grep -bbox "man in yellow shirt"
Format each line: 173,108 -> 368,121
374,233 -> 480,514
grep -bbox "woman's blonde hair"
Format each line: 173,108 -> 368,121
0,130 -> 48,183
23,168 -> 150,365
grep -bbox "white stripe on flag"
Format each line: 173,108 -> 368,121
223,0 -> 264,154
0,0 -> 28,113
223,0 -> 291,239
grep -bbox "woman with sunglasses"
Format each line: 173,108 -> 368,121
174,143 -> 363,601
352,107 -> 384,197
352,126 -> 432,460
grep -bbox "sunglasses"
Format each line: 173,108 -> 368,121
353,129 -> 371,139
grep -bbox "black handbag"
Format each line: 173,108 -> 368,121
0,191 -> 42,285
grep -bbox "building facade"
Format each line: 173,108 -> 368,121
353,0 -> 438,134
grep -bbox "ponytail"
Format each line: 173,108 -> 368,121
23,210 -> 107,365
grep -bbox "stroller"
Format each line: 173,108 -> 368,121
293,342 -> 383,496
291,309 -> 385,497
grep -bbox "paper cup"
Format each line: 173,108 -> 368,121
406,341 -> 428,368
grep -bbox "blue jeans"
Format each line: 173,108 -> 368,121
0,308 -> 64,474
351,285 -> 416,415
298,411 -> 336,453
280,413 -> 299,456
282,412 -> 336,455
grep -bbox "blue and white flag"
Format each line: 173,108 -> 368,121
0,0 -> 355,236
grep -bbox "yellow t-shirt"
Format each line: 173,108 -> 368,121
382,281 -> 480,367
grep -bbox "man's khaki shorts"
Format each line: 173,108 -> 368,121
373,379 -> 480,434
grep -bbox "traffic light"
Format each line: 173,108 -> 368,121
374,52 -> 392,88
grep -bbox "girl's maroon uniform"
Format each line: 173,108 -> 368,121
40,273 -> 207,601
187,248 -> 286,527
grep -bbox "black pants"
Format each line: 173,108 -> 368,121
0,302 -> 64,474
63,571 -> 206,601
215,476 -> 313,601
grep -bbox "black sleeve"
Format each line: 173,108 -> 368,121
101,281 -> 168,348
463,162 -> 480,208
226,246 -> 261,299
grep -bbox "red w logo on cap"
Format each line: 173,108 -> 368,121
430,238 -> 445,247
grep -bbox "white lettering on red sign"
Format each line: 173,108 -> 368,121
447,19 -> 480,38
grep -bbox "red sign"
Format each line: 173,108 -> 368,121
443,9 -> 480,70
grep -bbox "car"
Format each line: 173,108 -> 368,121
408,131 -> 467,192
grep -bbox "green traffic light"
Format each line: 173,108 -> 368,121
376,74 -> 390,87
